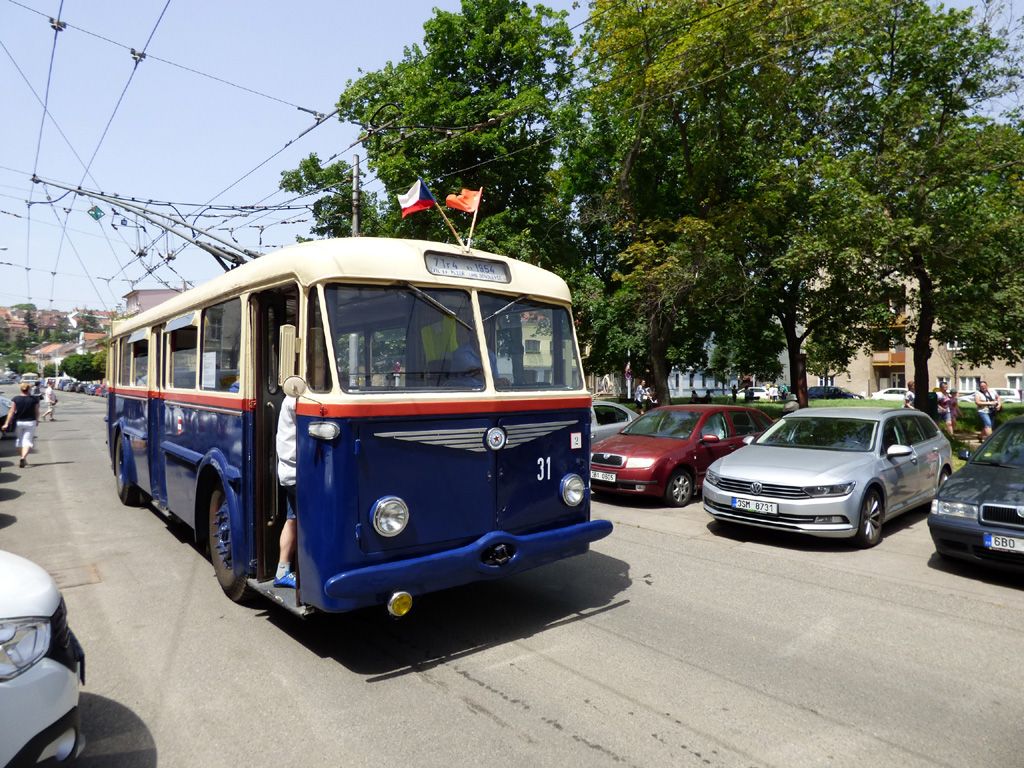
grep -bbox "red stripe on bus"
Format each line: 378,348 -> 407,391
295,396 -> 592,418
112,387 -> 253,411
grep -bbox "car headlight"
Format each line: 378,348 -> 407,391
625,457 -> 656,469
930,499 -> 978,519
705,468 -> 721,487
803,482 -> 856,497
371,496 -> 409,537
560,474 -> 586,506
0,618 -> 51,681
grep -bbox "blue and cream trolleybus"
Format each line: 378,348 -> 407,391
107,238 -> 611,616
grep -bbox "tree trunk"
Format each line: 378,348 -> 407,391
649,311 -> 673,407
911,249 -> 935,413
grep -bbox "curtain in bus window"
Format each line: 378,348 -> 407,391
202,298 -> 242,392
169,326 -> 198,389
307,289 -> 333,393
323,284 -> 478,392
478,293 -> 582,391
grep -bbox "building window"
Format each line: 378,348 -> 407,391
959,376 -> 979,393
524,339 -> 541,354
1008,375 -> 1022,392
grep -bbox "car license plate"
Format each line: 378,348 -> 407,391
984,533 -> 1024,554
591,470 -> 616,483
732,497 -> 778,515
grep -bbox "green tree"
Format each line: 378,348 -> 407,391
284,0 -> 574,267
822,0 -> 1024,405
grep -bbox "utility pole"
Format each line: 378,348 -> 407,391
352,155 -> 360,237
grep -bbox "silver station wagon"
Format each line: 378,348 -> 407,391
703,407 -> 952,547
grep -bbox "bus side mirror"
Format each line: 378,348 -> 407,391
279,324 -> 297,385
283,375 -> 307,398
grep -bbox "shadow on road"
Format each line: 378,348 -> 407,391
261,549 -> 632,678
926,551 -> 1024,590
0,510 -> 16,529
76,693 -> 157,768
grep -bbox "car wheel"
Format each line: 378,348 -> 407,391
853,488 -> 884,548
664,468 -> 694,507
114,435 -> 142,507
207,483 -> 250,602
938,466 -> 952,487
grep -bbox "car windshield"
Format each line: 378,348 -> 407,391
972,423 -> 1024,468
622,409 -> 701,439
758,416 -> 877,451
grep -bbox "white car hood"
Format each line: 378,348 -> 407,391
0,550 -> 60,618
716,444 -> 877,484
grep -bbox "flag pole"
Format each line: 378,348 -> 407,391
466,188 -> 483,250
435,205 -> 466,250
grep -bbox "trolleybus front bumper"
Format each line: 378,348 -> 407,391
323,520 -> 613,608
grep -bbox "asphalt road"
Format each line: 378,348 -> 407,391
2,395 -> 1023,768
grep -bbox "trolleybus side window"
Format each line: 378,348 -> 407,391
478,293 -> 582,391
201,298 -> 242,392
117,338 -> 131,386
323,284 -> 479,392
167,324 -> 198,390
132,339 -> 149,386
307,289 -> 333,393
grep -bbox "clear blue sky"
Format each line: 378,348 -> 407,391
0,0 -> 586,312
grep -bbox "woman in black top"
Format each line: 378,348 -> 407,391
3,381 -> 40,467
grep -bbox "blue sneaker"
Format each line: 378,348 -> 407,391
273,571 -> 297,589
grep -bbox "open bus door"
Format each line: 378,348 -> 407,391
250,286 -> 298,581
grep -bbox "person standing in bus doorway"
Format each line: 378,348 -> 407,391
3,382 -> 40,468
274,394 -> 299,588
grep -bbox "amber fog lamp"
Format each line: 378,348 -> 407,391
387,591 -> 413,617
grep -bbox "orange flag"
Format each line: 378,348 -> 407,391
445,188 -> 482,213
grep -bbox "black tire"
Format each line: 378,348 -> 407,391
938,466 -> 952,488
853,488 -> 884,548
114,435 -> 142,507
664,468 -> 694,507
207,483 -> 249,602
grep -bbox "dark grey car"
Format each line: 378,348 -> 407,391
928,415 -> 1024,572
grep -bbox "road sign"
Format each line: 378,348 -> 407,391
88,206 -> 104,221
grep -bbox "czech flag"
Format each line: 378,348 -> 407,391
445,188 -> 482,213
397,177 -> 436,218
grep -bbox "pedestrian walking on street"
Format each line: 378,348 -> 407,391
42,383 -> 58,421
974,381 -> 1001,440
3,382 -> 40,468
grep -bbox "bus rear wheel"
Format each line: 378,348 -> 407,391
207,483 -> 249,602
114,436 -> 142,507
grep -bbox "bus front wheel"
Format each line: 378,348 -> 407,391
207,483 -> 249,602
114,436 -> 142,507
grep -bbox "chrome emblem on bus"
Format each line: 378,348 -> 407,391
374,419 -> 580,453
486,427 -> 507,451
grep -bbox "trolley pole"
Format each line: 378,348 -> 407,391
352,154 -> 360,237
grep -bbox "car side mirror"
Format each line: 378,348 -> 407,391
957,449 -> 971,460
700,433 -> 720,444
742,435 -> 756,445
886,444 -> 913,459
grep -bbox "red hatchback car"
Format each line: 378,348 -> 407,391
590,404 -> 773,507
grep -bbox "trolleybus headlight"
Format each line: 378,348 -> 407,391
371,496 -> 409,537
560,474 -> 586,507
308,421 -> 340,441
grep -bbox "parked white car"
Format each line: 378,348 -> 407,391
0,550 -> 85,766
870,387 -> 909,401
958,388 -> 1021,404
